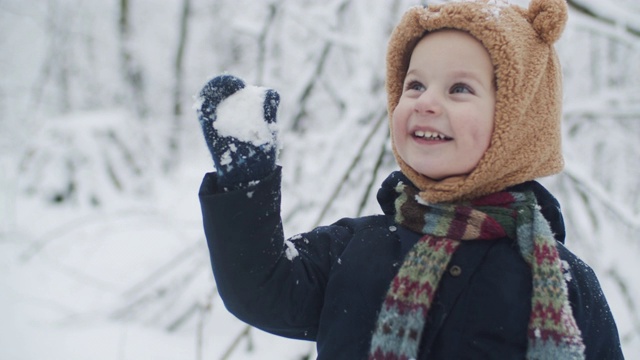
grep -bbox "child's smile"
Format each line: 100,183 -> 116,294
412,128 -> 453,142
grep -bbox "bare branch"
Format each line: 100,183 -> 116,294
313,109 -> 387,227
165,0 -> 193,172
256,2 -> 279,85
118,0 -> 149,118
220,325 -> 252,360
567,0 -> 640,38
606,268 -> 640,344
357,129 -> 390,217
563,163 -> 640,230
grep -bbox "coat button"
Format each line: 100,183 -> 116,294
449,265 -> 462,277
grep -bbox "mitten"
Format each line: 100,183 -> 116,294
196,74 -> 279,190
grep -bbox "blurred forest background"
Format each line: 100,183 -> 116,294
1,0 -> 639,359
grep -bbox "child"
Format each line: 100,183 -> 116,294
196,0 -> 623,358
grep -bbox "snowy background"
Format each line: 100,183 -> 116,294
1,0 -> 639,359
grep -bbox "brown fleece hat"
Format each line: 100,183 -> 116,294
387,0 -> 568,203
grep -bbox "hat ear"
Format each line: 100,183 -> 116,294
528,0 -> 568,44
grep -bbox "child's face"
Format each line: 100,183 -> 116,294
392,30 -> 496,181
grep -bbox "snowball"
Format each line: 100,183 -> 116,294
215,86 -> 277,147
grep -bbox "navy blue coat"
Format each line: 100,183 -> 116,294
199,168 -> 624,359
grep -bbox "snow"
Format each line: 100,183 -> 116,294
1,0 -> 639,359
284,234 -> 303,261
214,86 -> 278,148
0,148 -> 313,359
561,260 -> 573,282
284,239 -> 300,261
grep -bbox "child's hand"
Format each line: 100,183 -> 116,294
196,74 -> 280,190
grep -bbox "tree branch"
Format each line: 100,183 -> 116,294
165,0 -> 192,172
563,163 -> 640,230
356,128 -> 389,217
220,325 -> 253,360
567,0 -> 640,37
313,109 -> 387,227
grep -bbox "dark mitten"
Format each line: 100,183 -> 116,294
197,74 -> 279,190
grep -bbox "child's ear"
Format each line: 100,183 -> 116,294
528,0 -> 568,44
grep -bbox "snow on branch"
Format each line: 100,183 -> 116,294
568,0 -> 640,38
19,110 -> 153,207
563,162 -> 640,230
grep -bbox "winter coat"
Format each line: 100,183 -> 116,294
199,167 -> 624,359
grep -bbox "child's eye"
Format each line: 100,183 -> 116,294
450,83 -> 473,94
405,80 -> 425,92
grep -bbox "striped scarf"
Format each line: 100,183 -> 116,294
368,182 -> 585,359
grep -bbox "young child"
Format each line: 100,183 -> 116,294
196,0 -> 624,359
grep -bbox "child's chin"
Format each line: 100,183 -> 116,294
417,169 -> 470,182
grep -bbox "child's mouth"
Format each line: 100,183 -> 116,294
413,130 -> 452,141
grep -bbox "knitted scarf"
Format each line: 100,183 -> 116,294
368,182 -> 585,360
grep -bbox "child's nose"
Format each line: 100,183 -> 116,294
414,90 -> 442,115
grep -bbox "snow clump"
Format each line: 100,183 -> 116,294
215,85 -> 278,147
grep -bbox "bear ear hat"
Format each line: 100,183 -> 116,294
385,0 -> 568,203
528,0 -> 568,44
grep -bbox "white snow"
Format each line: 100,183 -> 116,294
561,260 -> 573,282
220,149 -> 233,166
1,0 -> 639,359
215,86 -> 278,148
284,239 -> 300,261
